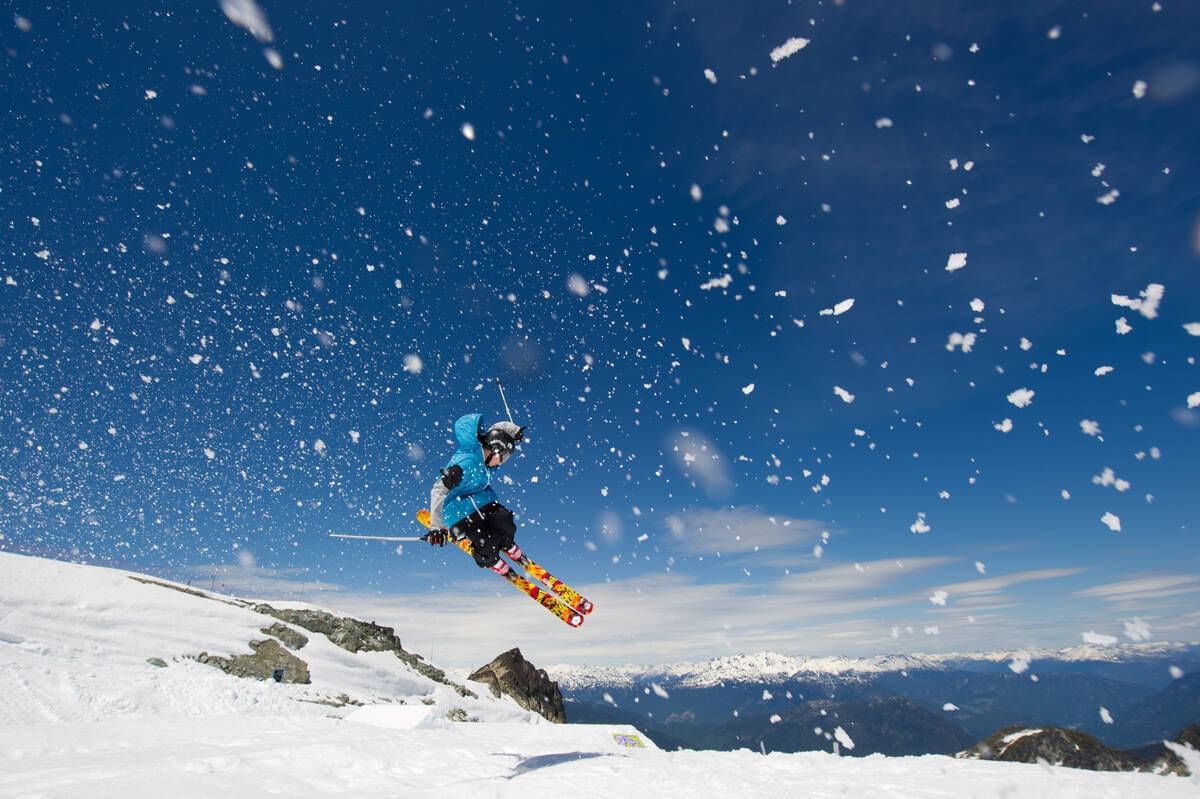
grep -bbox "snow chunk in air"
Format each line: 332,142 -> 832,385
567,273 -> 590,297
1006,388 -> 1035,409
1099,512 -> 1121,532
1091,467 -> 1129,492
947,332 -> 977,353
832,386 -> 855,404
1112,283 -> 1164,319
700,274 -> 733,291
945,252 -> 968,272
769,37 -> 810,63
220,0 -> 274,43
819,298 -> 855,316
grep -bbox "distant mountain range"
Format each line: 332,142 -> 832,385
551,644 -> 1200,754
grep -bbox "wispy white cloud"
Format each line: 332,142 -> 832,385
169,556 -> 1196,673
773,556 -> 959,595
663,506 -> 827,555
932,568 -> 1085,599
1075,573 -> 1200,607
320,559 -> 1090,668
178,562 -> 341,599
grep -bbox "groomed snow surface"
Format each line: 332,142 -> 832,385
1,552 -> 1194,798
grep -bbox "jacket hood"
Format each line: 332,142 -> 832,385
453,413 -> 485,451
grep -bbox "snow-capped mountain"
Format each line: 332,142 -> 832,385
550,643 -> 1200,691
552,644 -> 1200,755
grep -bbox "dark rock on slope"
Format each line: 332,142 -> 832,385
961,725 -> 1165,772
254,603 -> 472,695
260,622 -> 309,650
196,638 -> 311,684
471,647 -> 566,723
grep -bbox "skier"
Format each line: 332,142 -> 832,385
424,412 -> 526,576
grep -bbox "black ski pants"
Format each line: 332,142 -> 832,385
450,502 -> 516,568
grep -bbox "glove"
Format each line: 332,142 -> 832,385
423,528 -> 448,547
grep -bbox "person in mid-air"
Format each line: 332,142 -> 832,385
424,413 -> 525,575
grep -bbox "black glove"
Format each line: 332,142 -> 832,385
423,528 -> 448,547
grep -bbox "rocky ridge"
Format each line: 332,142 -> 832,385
469,647 -> 566,723
960,724 -> 1199,776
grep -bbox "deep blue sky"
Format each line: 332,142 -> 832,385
2,1 -> 1198,665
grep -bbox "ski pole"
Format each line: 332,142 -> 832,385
328,533 -> 427,542
495,377 -> 515,423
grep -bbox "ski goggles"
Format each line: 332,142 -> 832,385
481,429 -> 515,464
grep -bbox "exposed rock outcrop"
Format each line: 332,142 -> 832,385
961,726 -> 1141,770
196,638 -> 311,684
252,603 -> 474,697
962,724 -> 1199,775
470,647 -> 565,723
260,622 -> 309,650
125,574 -> 475,697
1152,725 -> 1200,776
250,604 -> 470,691
253,605 -> 401,652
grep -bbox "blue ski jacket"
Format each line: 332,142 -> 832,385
435,413 -> 499,529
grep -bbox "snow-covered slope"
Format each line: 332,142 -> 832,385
2,552 -> 1196,797
0,551 -> 529,726
8,711 -> 1199,798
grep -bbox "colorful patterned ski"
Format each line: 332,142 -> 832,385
513,554 -> 594,616
416,508 -> 593,615
416,509 -> 585,627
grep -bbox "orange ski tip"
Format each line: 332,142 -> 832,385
416,508 -> 431,527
